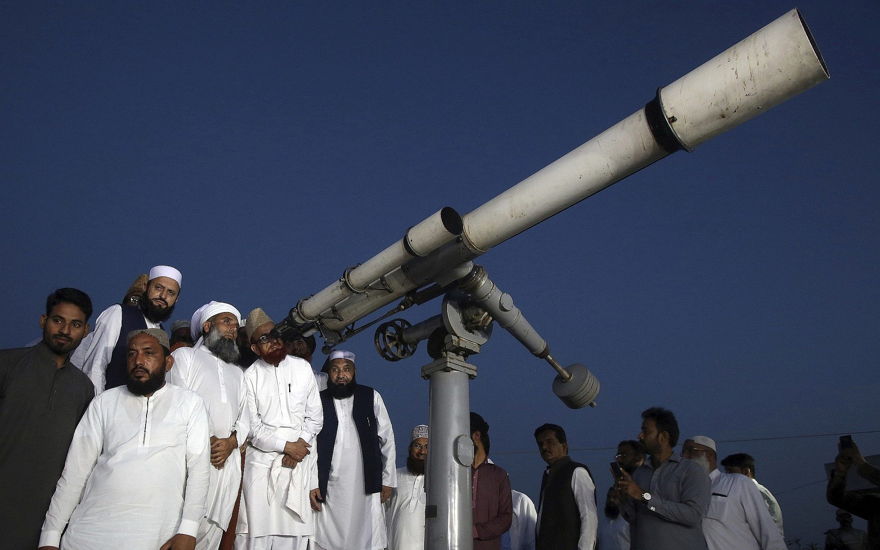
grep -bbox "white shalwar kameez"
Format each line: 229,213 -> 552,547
70,304 -> 161,394
314,390 -> 397,550
502,490 -> 537,550
39,384 -> 211,550
386,467 -> 426,550
170,345 -> 249,550
239,355 -> 323,550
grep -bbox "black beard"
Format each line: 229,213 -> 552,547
204,326 -> 241,364
127,371 -> 166,396
407,456 -> 425,475
140,293 -> 175,323
327,378 -> 356,399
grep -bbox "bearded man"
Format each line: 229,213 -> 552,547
0,288 -> 95,549
238,308 -> 323,550
682,436 -> 785,550
311,350 -> 397,550
169,301 -> 248,550
386,424 -> 429,550
39,328 -> 210,550
72,265 -> 182,393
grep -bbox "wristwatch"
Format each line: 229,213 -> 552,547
642,492 -> 656,512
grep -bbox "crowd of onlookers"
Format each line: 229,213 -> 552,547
1,266 -> 876,550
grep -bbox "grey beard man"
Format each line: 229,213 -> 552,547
203,323 -> 240,364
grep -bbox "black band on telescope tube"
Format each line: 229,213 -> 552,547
644,89 -> 686,154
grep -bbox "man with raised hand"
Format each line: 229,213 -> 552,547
72,264 -> 182,393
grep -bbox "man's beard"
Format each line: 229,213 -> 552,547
261,346 -> 287,366
140,292 -> 175,323
327,378 -> 356,399
691,454 -> 712,473
407,455 -> 425,475
204,326 -> 241,364
42,332 -> 79,356
127,368 -> 166,396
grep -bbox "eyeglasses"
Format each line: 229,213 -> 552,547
412,443 -> 428,451
255,333 -> 281,345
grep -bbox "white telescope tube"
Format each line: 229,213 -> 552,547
460,8 -> 828,253
296,207 -> 462,322
296,9 -> 828,336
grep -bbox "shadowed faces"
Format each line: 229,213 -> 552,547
536,429 -> 568,466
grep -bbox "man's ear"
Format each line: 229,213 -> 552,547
164,354 -> 175,373
250,343 -> 259,356
202,321 -> 212,336
39,314 -> 47,330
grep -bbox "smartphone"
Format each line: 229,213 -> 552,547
840,435 -> 854,449
610,461 -> 623,478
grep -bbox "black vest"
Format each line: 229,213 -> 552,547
537,456 -> 596,550
105,304 -> 148,390
317,385 -> 383,500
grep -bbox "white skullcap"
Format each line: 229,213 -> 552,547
171,320 -> 190,332
689,435 -> 717,452
148,265 -> 182,287
411,424 -> 429,441
199,301 -> 242,328
329,350 -> 356,364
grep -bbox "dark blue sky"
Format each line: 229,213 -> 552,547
2,2 -> 878,545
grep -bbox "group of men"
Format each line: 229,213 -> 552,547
0,266 -> 407,550
0,264 -> 823,550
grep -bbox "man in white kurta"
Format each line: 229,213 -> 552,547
682,436 -> 786,550
72,265 -> 183,394
39,328 -> 210,550
311,350 -> 397,550
502,490 -> 538,550
238,308 -> 323,550
386,424 -> 429,550
169,301 -> 248,550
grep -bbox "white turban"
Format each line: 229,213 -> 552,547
148,265 -> 182,287
329,350 -> 356,364
411,424 -> 429,441
190,301 -> 241,340
190,303 -> 209,341
199,301 -> 242,327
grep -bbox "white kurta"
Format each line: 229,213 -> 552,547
386,467 -> 426,550
70,304 -> 161,394
315,390 -> 397,550
242,355 -> 323,539
502,490 -> 537,550
169,346 -> 249,535
39,384 -> 211,550
702,469 -> 787,550
753,479 -> 784,535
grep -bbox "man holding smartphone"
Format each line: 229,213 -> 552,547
534,423 -> 598,550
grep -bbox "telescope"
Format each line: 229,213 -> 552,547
276,9 -> 827,550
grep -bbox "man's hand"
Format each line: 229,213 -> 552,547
380,485 -> 393,503
159,533 -> 196,550
284,438 -> 311,462
210,434 -> 238,469
616,469 -> 644,501
310,488 -> 323,511
282,455 -> 298,469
